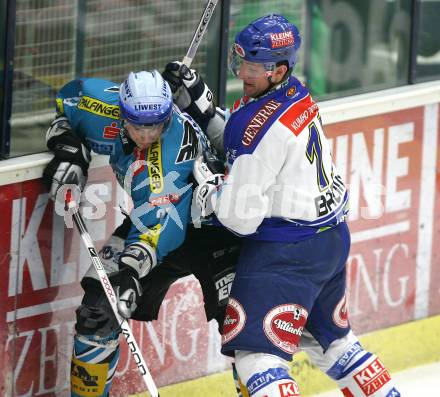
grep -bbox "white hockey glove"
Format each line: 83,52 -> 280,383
117,241 -> 157,319
193,150 -> 225,217
43,116 -> 91,201
162,61 -> 215,130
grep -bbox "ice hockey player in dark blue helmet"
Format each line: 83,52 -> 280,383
227,14 -> 301,100
164,13 -> 401,397
228,14 -> 301,81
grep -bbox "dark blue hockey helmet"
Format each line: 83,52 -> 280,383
229,14 -> 301,78
119,70 -> 173,126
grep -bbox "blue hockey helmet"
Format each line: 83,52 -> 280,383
229,14 -> 301,78
119,70 -> 173,126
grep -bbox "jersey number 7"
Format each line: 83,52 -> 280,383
305,121 -> 329,191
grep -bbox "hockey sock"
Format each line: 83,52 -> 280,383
71,333 -> 120,397
327,346 -> 400,397
235,351 -> 301,397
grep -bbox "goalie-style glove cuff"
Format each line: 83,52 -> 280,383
117,266 -> 143,319
42,157 -> 88,200
193,154 -> 224,217
181,67 -> 215,116
46,116 -> 91,175
194,174 -> 223,217
46,116 -> 71,143
162,61 -> 215,129
193,151 -> 225,185
119,241 -> 157,278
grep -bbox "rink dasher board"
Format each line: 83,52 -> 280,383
1,80 -> 440,186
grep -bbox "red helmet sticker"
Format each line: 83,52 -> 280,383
222,297 -> 246,344
333,294 -> 349,328
235,43 -> 246,58
269,31 -> 294,49
263,304 -> 308,354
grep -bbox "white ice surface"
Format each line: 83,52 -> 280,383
315,361 -> 440,396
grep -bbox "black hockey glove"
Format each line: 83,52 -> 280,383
162,61 -> 215,130
201,147 -> 226,175
116,265 -> 142,319
43,116 -> 91,200
117,241 -> 157,319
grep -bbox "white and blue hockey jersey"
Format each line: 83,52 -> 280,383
215,76 -> 348,242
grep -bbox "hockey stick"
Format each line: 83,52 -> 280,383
182,0 -> 219,67
63,4 -> 218,395
64,191 -> 160,397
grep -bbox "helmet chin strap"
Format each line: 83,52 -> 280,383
120,127 -> 137,155
255,69 -> 291,99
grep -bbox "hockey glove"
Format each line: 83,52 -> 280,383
117,241 -> 157,319
162,61 -> 215,130
43,116 -> 91,200
193,151 -> 225,217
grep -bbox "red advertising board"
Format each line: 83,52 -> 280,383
0,102 -> 439,396
325,104 -> 440,332
0,168 -> 229,396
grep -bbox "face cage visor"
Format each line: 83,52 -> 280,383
228,43 -> 276,80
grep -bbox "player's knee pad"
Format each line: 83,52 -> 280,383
75,304 -> 120,337
300,330 -> 360,374
235,350 -> 301,397
71,332 -> 120,397
317,332 -> 401,397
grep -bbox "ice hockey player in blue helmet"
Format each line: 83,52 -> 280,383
119,70 -> 174,150
43,69 -> 241,396
228,14 -> 301,97
164,14 -> 401,397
